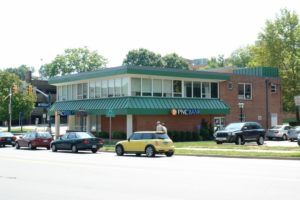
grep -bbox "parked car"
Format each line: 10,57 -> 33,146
214,122 -> 266,145
266,125 -> 291,140
15,132 -> 53,150
288,126 -> 300,142
50,132 -> 104,153
115,131 -> 175,157
0,132 -> 16,147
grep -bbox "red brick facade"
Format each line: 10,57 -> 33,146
219,74 -> 282,129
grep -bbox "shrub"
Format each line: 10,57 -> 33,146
112,131 -> 126,140
97,131 -> 109,139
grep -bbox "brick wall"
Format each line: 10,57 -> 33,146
220,74 -> 282,129
101,115 -> 126,133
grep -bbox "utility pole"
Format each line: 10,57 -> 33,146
8,87 -> 12,132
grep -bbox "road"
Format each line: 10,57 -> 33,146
1,147 -> 300,200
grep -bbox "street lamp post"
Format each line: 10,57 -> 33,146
238,102 -> 244,122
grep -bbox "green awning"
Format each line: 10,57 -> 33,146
49,96 -> 230,115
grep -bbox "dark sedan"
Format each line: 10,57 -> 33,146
50,132 -> 104,153
15,132 -> 53,150
0,132 -> 16,147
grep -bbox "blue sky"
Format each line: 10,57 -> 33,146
0,0 -> 299,75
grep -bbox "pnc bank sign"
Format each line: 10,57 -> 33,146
171,108 -> 201,116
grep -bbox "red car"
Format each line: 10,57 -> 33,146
15,132 -> 53,150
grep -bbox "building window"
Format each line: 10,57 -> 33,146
131,78 -> 141,96
153,79 -> 162,97
89,81 -> 95,99
77,83 -> 88,99
72,84 -> 77,100
121,77 -> 128,96
211,82 -> 218,98
57,86 -> 62,101
101,80 -> 108,98
62,85 -> 67,101
95,81 -> 101,98
115,78 -> 121,97
184,81 -> 192,97
108,79 -> 114,97
202,82 -> 210,98
163,80 -> 172,97
238,83 -> 252,100
142,78 -> 152,96
173,80 -> 182,97
228,82 -> 233,90
193,82 -> 201,98
271,84 -> 277,93
67,85 -> 72,100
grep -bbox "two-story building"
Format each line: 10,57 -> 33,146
48,66 -> 282,138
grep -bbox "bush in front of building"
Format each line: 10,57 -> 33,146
112,131 -> 127,140
96,131 -> 109,139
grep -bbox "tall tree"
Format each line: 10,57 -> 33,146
227,46 -> 254,67
0,71 -> 36,122
207,55 -> 226,68
252,9 -> 300,119
5,65 -> 34,80
39,47 -> 107,78
162,53 -> 189,69
122,48 -> 164,67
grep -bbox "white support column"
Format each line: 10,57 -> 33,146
126,115 -> 133,139
55,111 -> 60,139
68,115 -> 75,130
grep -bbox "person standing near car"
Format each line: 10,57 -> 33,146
156,121 -> 163,132
161,122 -> 168,134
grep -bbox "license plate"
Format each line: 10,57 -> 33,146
7,138 -> 11,141
216,137 -> 227,141
43,140 -> 48,142
92,145 -> 97,148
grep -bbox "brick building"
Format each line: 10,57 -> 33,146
48,66 -> 282,138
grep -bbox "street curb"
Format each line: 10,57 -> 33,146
100,150 -> 300,160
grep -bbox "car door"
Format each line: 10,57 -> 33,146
18,133 -> 28,147
242,123 -> 253,141
66,133 -> 77,150
55,134 -> 69,150
125,133 -> 142,152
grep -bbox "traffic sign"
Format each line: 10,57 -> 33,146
106,109 -> 115,117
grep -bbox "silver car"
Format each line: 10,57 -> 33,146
288,126 -> 300,142
266,125 -> 290,140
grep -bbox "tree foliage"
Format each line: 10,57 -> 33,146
207,55 -> 226,68
0,71 -> 36,121
122,48 -> 190,69
227,46 -> 254,67
39,47 -> 107,78
5,65 -> 34,80
251,9 -> 300,112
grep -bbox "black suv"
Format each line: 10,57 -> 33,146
214,122 -> 266,145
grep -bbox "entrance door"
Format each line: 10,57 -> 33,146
271,113 -> 278,127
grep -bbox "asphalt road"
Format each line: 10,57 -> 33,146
1,147 -> 300,200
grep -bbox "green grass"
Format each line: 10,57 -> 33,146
174,141 -> 300,151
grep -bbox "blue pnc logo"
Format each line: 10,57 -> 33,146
171,108 -> 201,115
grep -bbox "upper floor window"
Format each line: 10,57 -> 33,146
142,78 -> 152,96
89,81 -> 95,99
173,80 -> 182,97
108,79 -> 114,97
121,78 -> 128,96
72,84 -> 77,100
184,81 -> 192,97
211,82 -> 218,98
163,80 -> 172,97
95,81 -> 101,98
153,79 -> 162,97
77,83 -> 88,99
115,78 -> 121,97
202,82 -> 210,98
101,80 -> 108,98
238,83 -> 252,100
271,84 -> 277,93
131,78 -> 141,96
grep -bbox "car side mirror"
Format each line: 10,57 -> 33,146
128,138 -> 130,142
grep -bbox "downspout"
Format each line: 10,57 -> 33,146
265,79 -> 269,129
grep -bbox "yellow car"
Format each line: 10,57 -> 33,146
115,131 -> 175,157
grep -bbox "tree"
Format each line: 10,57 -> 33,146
0,71 -> 36,122
122,48 -> 164,67
162,53 -> 189,69
251,9 -> 300,120
207,55 -> 226,68
5,65 -> 34,80
227,46 -> 254,67
39,47 -> 107,78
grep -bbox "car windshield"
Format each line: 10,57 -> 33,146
155,133 -> 170,139
0,132 -> 13,137
270,125 -> 282,129
224,123 -> 244,130
37,132 -> 52,138
76,132 -> 95,139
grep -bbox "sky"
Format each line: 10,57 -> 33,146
0,0 -> 299,75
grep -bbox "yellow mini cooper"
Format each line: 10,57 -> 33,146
115,131 -> 175,157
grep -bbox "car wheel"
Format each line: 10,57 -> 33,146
91,148 -> 98,153
145,146 -> 155,157
51,144 -> 57,152
15,142 -> 20,149
257,136 -> 264,145
115,145 -> 124,156
282,134 -> 288,141
216,141 -> 223,144
28,143 -> 34,150
235,136 -> 243,145
165,152 -> 174,157
71,145 -> 78,153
